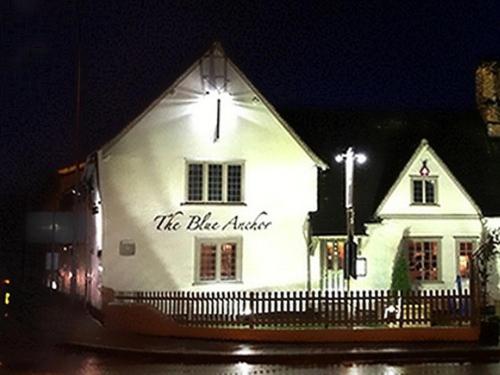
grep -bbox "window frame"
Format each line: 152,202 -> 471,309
185,160 -> 245,205
410,175 -> 438,205
194,237 -> 243,285
406,237 -> 441,282
455,237 -> 478,279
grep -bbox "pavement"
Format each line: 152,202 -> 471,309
4,288 -> 500,364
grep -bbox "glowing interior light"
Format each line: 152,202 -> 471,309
3,279 -> 10,285
334,154 -> 344,163
356,153 -> 367,164
51,281 -> 58,290
68,272 -> 73,278
4,292 -> 10,305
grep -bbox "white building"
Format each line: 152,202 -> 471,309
79,43 -> 327,308
306,112 -> 500,300
69,45 -> 500,310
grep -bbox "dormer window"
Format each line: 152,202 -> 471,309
411,177 -> 437,205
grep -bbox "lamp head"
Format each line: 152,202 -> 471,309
356,153 -> 367,164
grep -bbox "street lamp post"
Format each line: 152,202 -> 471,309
335,147 -> 366,290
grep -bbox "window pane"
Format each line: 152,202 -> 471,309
199,244 -> 216,281
337,241 -> 345,270
459,241 -> 474,278
408,240 -> 420,281
413,180 -> 423,203
208,164 -> 223,201
408,240 -> 438,281
425,180 -> 435,203
227,165 -> 242,202
188,164 -> 203,201
326,242 -> 334,270
423,241 -> 433,280
220,243 -> 237,280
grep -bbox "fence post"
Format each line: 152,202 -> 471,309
247,291 -> 253,329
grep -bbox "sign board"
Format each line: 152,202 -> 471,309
356,257 -> 367,277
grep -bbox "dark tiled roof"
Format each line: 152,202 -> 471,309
280,110 -> 500,235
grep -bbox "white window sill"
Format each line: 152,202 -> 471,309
182,201 -> 246,206
413,280 -> 444,285
192,280 -> 243,286
410,203 -> 440,207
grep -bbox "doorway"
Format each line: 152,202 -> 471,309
320,239 -> 345,291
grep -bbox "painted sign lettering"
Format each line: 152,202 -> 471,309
154,211 -> 272,232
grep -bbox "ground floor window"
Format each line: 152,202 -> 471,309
407,239 -> 439,281
456,239 -> 476,279
195,237 -> 242,283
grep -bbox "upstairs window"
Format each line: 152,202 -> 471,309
186,162 -> 244,203
187,164 -> 203,201
411,177 -> 437,205
208,164 -> 223,201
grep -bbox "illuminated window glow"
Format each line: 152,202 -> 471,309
199,244 -> 217,281
408,239 -> 439,281
325,241 -> 344,270
196,238 -> 241,283
457,240 -> 475,278
220,243 -> 237,280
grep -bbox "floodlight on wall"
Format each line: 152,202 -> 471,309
200,47 -> 230,143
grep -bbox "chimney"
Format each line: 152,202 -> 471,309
476,61 -> 500,137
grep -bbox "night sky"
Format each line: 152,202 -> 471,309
2,1 -> 500,272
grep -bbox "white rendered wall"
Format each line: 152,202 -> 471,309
353,218 -> 483,291
99,59 -> 319,292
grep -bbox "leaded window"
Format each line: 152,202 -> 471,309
227,165 -> 242,202
208,164 -> 223,201
186,162 -> 243,203
187,164 -> 203,201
